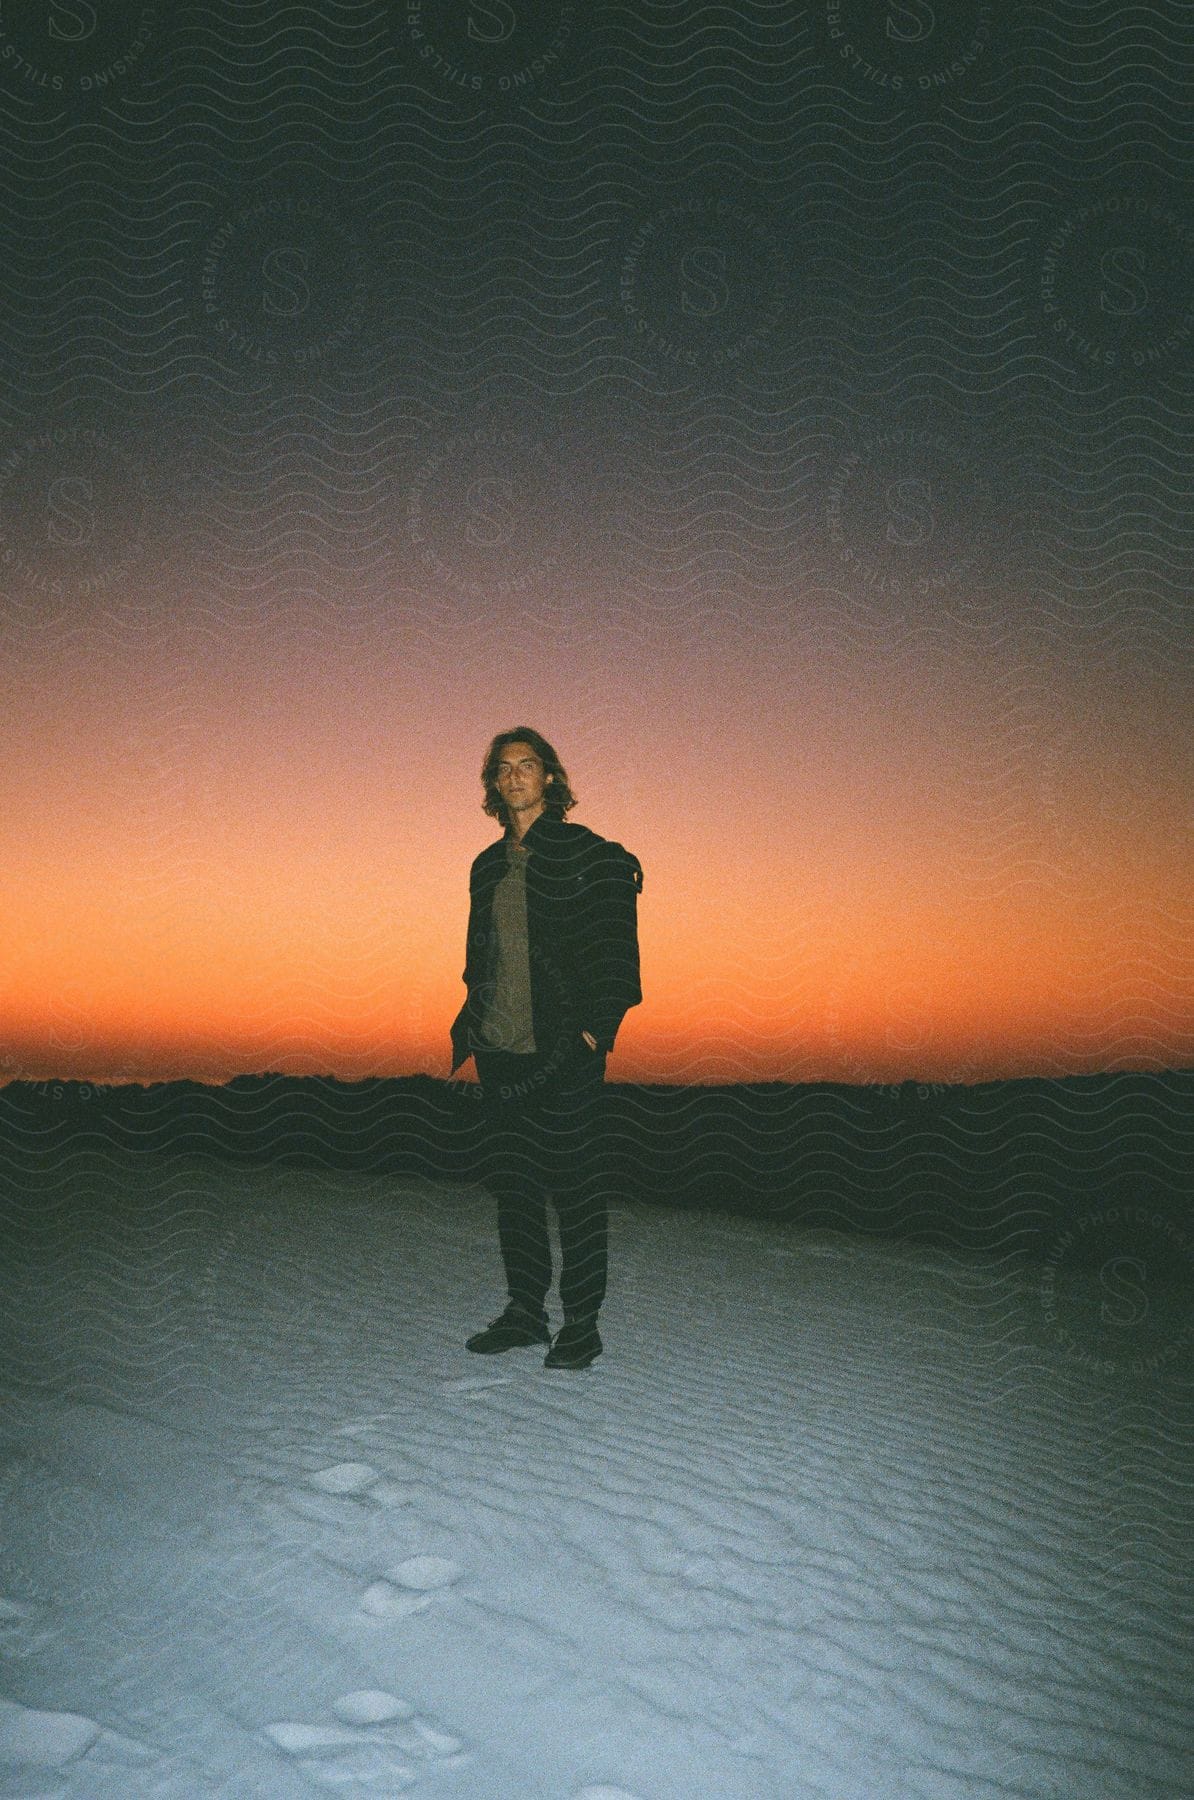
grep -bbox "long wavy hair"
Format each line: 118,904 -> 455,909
481,726 -> 577,828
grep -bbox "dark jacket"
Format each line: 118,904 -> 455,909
450,813 -> 643,1074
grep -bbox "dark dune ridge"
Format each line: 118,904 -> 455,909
2,1070 -> 1191,1275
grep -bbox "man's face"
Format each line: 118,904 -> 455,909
495,742 -> 548,818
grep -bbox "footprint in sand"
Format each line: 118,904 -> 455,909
306,1463 -> 379,1496
0,1696 -> 101,1769
263,1688 -> 467,1790
359,1554 -> 462,1621
259,1461 -> 380,1529
267,1462 -> 417,1529
441,1374 -> 513,1394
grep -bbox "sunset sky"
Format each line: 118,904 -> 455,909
1,2 -> 1191,1087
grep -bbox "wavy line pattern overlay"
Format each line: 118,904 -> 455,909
0,4 -> 1191,1797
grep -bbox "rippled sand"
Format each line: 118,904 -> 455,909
0,1155 -> 1189,1797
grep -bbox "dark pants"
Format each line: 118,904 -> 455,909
472,1034 -> 609,1321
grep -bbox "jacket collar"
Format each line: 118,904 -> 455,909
502,810 -> 557,848
478,811 -> 595,864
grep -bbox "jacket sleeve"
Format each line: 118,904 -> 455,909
460,861 -> 489,986
449,869 -> 483,1073
582,844 -> 643,1053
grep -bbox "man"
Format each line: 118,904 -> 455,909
450,727 -> 643,1370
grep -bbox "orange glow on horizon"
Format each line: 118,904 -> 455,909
3,806 -> 1190,1086
3,631 -> 1190,1087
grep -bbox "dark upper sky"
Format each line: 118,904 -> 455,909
1,2 -> 1191,1083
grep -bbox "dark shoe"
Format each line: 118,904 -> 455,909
544,1315 -> 602,1370
466,1301 -> 551,1353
